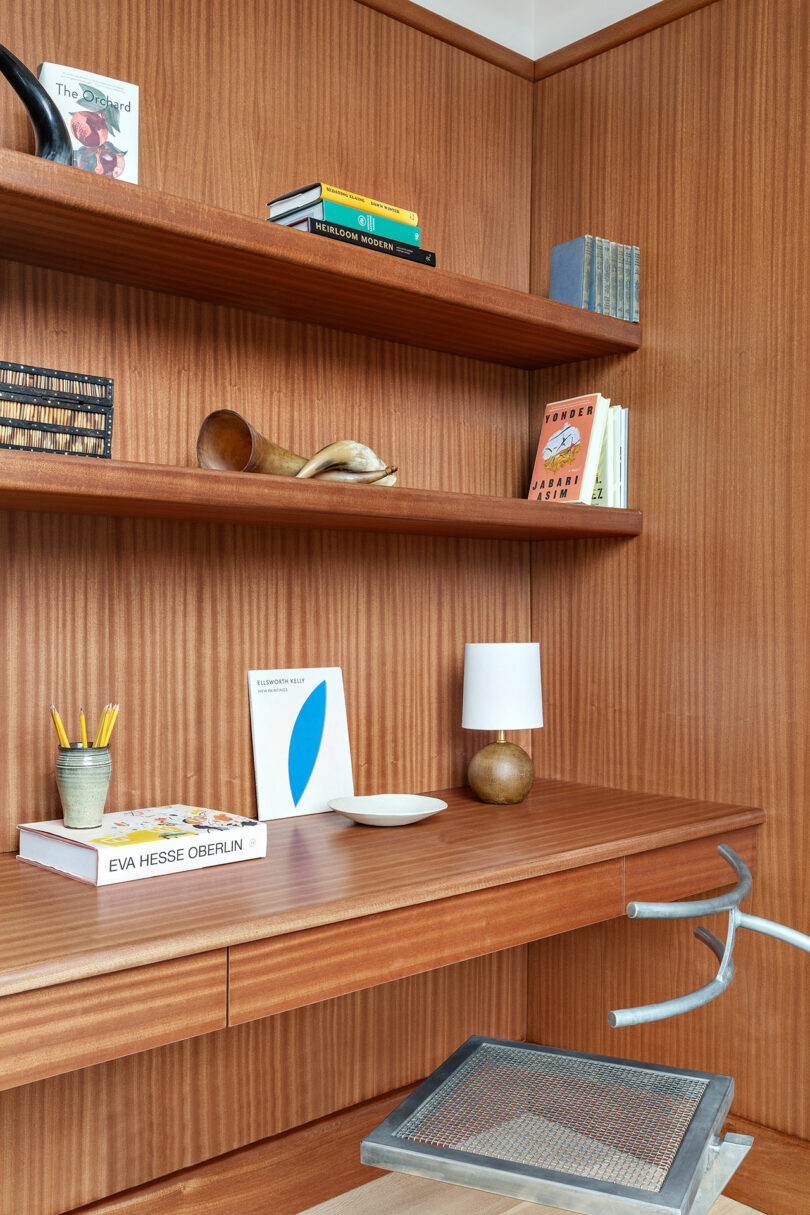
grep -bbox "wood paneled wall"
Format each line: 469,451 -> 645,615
528,0 -> 810,1150
0,0 -> 534,853
0,2 -> 533,1211
3,0 -> 807,1209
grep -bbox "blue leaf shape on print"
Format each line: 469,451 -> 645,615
288,680 -> 327,807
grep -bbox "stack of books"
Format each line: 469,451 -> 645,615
528,393 -> 629,508
549,235 -> 640,322
267,182 -> 435,267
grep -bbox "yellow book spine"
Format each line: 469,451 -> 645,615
320,184 -> 417,227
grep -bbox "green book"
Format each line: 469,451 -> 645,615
270,198 -> 421,246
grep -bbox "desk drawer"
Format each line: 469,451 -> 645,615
229,860 -> 623,1025
0,950 -> 227,1091
625,827 -> 758,905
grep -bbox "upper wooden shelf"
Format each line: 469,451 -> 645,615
0,779 -> 764,998
0,150 -> 641,369
0,451 -> 642,540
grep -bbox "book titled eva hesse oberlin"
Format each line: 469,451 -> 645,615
17,806 -> 267,885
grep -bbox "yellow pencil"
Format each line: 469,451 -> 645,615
93,703 -> 111,748
101,703 -> 120,748
80,708 -> 88,749
50,704 -> 70,749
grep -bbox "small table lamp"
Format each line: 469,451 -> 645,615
462,642 -> 543,804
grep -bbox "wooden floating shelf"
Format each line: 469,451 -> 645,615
0,452 -> 642,540
0,149 -> 641,369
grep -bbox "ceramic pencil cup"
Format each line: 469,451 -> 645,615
55,745 -> 111,829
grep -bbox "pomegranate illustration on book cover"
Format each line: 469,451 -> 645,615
37,63 -> 139,182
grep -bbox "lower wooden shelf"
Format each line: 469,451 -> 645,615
0,779 -> 762,1090
0,451 -> 642,540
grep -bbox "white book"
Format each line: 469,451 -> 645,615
248,667 -> 354,821
616,406 -> 629,507
37,62 -> 139,183
17,805 -> 266,886
591,406 -> 617,507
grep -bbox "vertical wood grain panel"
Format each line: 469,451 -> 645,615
529,0 -> 810,1151
0,949 -> 527,1215
70,1088 -> 415,1214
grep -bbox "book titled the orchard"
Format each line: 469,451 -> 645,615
18,806 -> 266,885
37,62 -> 139,182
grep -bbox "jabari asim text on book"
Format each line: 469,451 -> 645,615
529,394 -> 610,504
18,806 -> 267,885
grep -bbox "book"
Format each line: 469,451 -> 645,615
617,405 -> 629,507
288,217 -> 436,266
37,62 -> 139,183
591,406 -> 617,507
528,393 -> 610,504
268,182 -> 417,226
548,236 -> 640,322
17,805 -> 267,885
270,199 -> 420,246
631,247 -> 641,322
548,235 -> 593,309
599,238 -> 611,315
588,238 -> 604,312
248,667 -> 354,821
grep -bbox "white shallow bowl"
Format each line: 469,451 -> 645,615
328,794 -> 447,827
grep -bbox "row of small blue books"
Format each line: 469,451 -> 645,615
549,235 -> 640,322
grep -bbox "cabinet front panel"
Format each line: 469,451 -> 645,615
0,951 -> 227,1091
229,860 -> 623,1023
624,827 -> 758,906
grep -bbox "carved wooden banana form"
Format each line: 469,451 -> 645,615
197,410 -> 397,485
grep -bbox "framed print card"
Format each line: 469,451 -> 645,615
248,667 -> 354,820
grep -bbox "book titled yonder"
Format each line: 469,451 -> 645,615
17,806 -> 267,885
528,393 -> 610,505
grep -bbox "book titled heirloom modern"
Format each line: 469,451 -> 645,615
528,393 -> 610,505
17,806 -> 267,885
248,667 -> 354,821
287,218 -> 436,266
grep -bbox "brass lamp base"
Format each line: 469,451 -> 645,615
467,737 -> 534,805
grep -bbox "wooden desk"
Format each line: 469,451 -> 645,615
0,779 -> 763,1092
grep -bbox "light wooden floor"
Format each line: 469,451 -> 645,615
302,1173 -> 767,1214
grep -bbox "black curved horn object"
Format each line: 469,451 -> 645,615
0,43 -> 71,162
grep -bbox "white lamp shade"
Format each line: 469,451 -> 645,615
462,642 -> 543,731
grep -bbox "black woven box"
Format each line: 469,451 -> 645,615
0,360 -> 113,459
